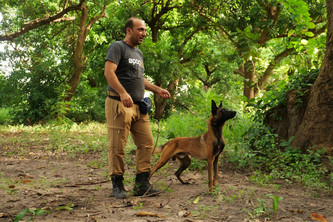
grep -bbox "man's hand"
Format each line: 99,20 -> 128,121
144,78 -> 171,99
120,92 -> 134,108
157,89 -> 171,99
105,61 -> 134,107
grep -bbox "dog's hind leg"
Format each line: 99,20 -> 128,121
174,154 -> 191,184
149,145 -> 176,181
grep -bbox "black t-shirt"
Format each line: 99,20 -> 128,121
105,40 -> 145,101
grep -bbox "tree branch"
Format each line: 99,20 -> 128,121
85,5 -> 107,37
178,28 -> 201,59
195,8 -> 239,50
234,68 -> 245,77
0,0 -> 85,41
257,48 -> 294,92
257,2 -> 282,45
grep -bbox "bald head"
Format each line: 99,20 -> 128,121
124,17 -> 143,34
123,17 -> 147,47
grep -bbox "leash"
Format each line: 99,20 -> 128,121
152,119 -> 160,153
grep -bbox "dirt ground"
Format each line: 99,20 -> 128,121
1,151 -> 332,222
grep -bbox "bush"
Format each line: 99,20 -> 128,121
66,83 -> 105,123
227,120 -> 331,190
0,108 -> 11,125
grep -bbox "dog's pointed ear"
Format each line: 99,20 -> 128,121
212,100 -> 217,116
219,101 -> 222,108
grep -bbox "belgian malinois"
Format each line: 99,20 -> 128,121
149,100 -> 236,192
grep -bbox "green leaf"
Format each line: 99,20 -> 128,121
56,202 -> 74,211
279,141 -> 289,147
288,29 -> 295,37
56,206 -> 73,211
34,209 -> 47,216
307,22 -> 316,29
193,196 -> 200,204
304,31 -> 315,37
270,195 -> 283,214
241,95 -> 248,102
14,209 -> 30,222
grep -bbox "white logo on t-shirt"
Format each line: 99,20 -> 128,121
128,58 -> 144,68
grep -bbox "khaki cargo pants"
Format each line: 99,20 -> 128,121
105,95 -> 153,176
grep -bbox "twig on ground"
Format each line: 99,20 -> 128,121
64,179 -> 110,187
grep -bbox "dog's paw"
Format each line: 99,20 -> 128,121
181,181 -> 190,185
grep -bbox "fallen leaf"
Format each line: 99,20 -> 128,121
178,210 -> 191,217
8,185 -> 15,189
289,209 -> 303,214
192,197 -> 200,204
56,206 -> 73,211
311,213 -> 328,222
184,212 -> 191,217
136,211 -> 163,218
56,202 -> 75,211
22,180 -> 32,183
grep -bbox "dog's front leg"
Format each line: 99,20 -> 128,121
213,156 -> 219,187
207,159 -> 214,192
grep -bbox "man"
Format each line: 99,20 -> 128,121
104,17 -> 171,199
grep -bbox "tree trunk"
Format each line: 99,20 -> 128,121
292,1 -> 333,152
243,60 -> 256,101
64,3 -> 106,101
65,3 -> 88,101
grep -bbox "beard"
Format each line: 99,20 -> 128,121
131,36 -> 144,46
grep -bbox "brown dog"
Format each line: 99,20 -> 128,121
149,100 -> 236,192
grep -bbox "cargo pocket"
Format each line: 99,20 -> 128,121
106,97 -> 122,129
116,102 -> 132,126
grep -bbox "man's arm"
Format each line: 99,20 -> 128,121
144,78 -> 171,99
104,60 -> 134,107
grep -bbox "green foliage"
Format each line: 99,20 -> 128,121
250,171 -> 274,186
269,194 -> 283,215
227,120 -> 330,190
246,193 -> 283,219
161,113 -> 206,139
14,208 -> 48,222
0,108 -> 11,124
142,36 -> 181,87
0,0 -> 327,124
0,0 -> 111,124
160,88 -> 242,139
248,68 -> 319,121
5,67 -> 68,124
0,122 -> 108,158
66,82 -> 105,123
55,202 -> 75,211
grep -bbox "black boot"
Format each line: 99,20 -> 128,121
111,175 -> 128,199
133,172 -> 160,196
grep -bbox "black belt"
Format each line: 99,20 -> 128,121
108,95 -> 141,105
